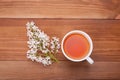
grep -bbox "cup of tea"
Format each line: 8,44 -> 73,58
61,30 -> 94,64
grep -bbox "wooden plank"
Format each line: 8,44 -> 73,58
0,19 -> 120,62
0,0 -> 120,19
0,19 -> 120,80
0,61 -> 119,80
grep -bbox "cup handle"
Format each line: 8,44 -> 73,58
86,57 -> 94,64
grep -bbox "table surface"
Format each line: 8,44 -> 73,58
0,0 -> 120,80
0,0 -> 120,19
0,18 -> 120,80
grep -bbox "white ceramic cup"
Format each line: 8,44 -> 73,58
61,30 -> 94,64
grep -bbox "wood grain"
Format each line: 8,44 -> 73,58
0,61 -> 119,80
0,18 -> 120,80
0,0 -> 120,19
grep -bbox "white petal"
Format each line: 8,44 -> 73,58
30,21 -> 35,26
26,22 -> 30,27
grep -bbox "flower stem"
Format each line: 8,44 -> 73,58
47,52 -> 59,62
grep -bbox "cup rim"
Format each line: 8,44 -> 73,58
61,30 -> 93,62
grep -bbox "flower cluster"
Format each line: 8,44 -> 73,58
26,21 -> 60,66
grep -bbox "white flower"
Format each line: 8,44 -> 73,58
42,49 -> 49,54
52,37 -> 59,42
45,56 -> 50,60
30,21 -> 35,26
26,22 -> 30,27
32,25 -> 37,30
27,54 -> 31,59
41,59 -> 48,66
50,37 -> 60,53
31,56 -> 36,61
34,32 -> 39,37
31,48 -> 37,54
36,56 -> 43,62
27,50 -> 31,54
57,44 -> 60,49
26,21 -> 60,66
27,31 -> 33,37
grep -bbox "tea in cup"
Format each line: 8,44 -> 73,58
61,30 -> 94,64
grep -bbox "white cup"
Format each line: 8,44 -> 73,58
61,30 -> 94,64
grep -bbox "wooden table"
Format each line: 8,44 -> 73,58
0,0 -> 120,19
0,0 -> 120,80
0,18 -> 120,80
